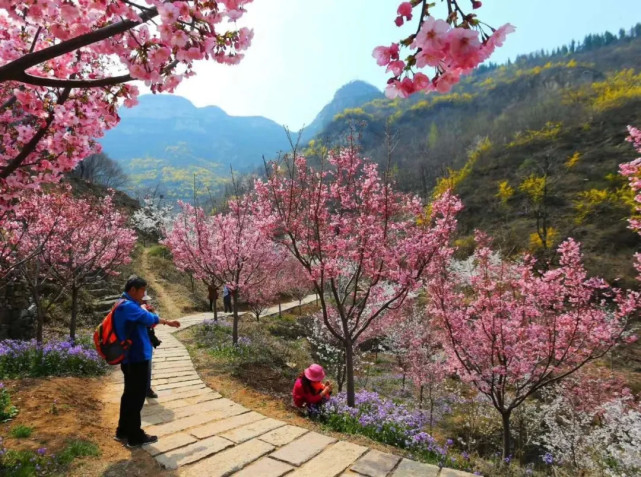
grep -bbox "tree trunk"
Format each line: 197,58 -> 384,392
501,410 -> 512,460
213,298 -> 218,322
345,340 -> 355,406
278,302 -> 281,318
428,385 -> 434,433
232,290 -> 239,345
402,373 -> 406,391
70,284 -> 79,342
35,287 -> 44,344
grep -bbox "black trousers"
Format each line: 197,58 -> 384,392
117,360 -> 149,439
223,295 -> 232,313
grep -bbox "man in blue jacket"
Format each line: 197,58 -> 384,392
114,276 -> 180,447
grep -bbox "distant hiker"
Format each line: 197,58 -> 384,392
114,276 -> 180,447
142,292 -> 161,399
223,284 -> 232,313
292,364 -> 332,409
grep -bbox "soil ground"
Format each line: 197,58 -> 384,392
0,377 -> 171,476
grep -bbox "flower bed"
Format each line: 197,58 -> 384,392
0,339 -> 107,378
316,390 -> 472,471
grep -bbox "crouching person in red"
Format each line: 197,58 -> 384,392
292,364 -> 332,410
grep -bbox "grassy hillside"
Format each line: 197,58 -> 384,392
316,27 -> 641,286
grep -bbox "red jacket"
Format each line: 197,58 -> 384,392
292,377 -> 326,408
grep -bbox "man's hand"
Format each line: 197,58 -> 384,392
161,319 -> 181,328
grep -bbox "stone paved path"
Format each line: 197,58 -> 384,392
105,297 -> 474,477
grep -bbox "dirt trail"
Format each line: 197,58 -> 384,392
140,247 -> 182,320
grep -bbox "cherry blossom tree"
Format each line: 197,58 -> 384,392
244,259 -> 284,321
44,192 -> 137,341
5,190 -> 71,342
375,1 -> 514,97
254,142 -> 461,406
426,233 -> 635,458
374,303 -> 447,430
280,256 -> 314,312
164,197 -> 281,344
0,0 -> 255,207
620,125 -> 641,278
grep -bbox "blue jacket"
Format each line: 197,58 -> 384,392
113,293 -> 159,364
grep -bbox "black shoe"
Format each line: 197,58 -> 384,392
146,389 -> 158,399
127,432 -> 158,448
114,431 -> 128,443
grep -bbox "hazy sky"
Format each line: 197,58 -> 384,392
163,1 -> 640,130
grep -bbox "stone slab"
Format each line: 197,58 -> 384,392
391,459 -> 439,477
233,457 -> 295,477
350,450 -> 401,477
171,398 -> 244,421
154,387 -> 214,403
142,392 -> 221,417
156,379 -> 204,391
152,374 -> 200,385
439,469 -> 477,477
190,411 -> 266,439
151,371 -> 200,379
258,425 -> 308,447
155,435 -> 233,470
218,418 -> 285,443
156,384 -> 206,397
269,432 -> 336,466
288,441 -> 368,477
142,411 -> 174,426
146,406 -> 248,437
144,433 -> 197,457
180,438 -> 275,477
157,361 -> 196,370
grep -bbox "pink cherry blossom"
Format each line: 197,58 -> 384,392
426,233 -> 634,458
1,187 -> 136,341
164,196 -> 282,344
372,43 -> 400,67
0,0 -> 256,207
254,142 -> 461,406
374,2 -> 514,96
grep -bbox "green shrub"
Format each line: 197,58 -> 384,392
9,425 -> 32,438
0,384 -> 18,422
56,439 -> 100,466
0,439 -> 100,476
147,244 -> 172,259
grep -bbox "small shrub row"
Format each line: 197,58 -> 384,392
0,339 -> 108,379
0,437 -> 99,477
315,391 -> 475,472
195,319 -> 306,383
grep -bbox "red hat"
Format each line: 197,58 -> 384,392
304,364 -> 325,382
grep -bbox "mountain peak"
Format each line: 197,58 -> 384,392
333,81 -> 381,101
301,80 -> 384,141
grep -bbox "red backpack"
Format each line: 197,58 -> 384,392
93,299 -> 132,365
